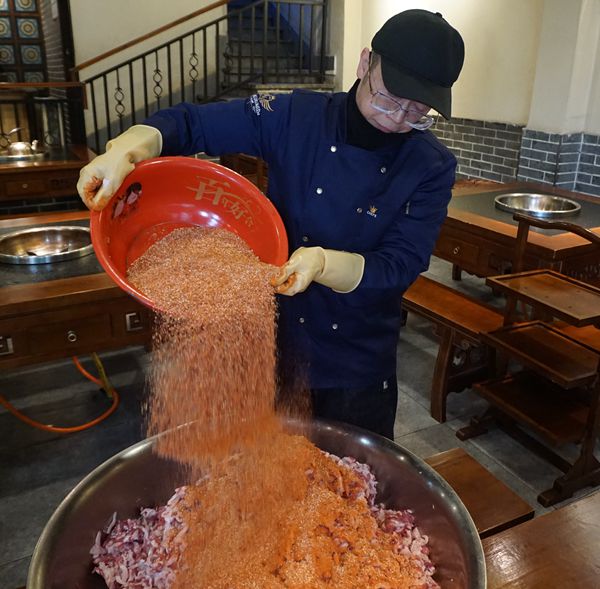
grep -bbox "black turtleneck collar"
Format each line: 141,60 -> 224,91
344,79 -> 413,151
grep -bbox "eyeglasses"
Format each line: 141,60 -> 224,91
366,61 -> 435,131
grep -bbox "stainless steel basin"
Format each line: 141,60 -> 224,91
0,153 -> 47,163
0,226 -> 92,264
494,192 -> 581,218
28,419 -> 486,588
0,148 -> 47,163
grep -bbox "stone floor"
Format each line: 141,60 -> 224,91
1,257 -> 598,588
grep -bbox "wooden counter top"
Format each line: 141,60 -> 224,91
483,491 -> 600,588
450,180 -> 600,254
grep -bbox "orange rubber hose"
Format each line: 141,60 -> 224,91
0,354 -> 120,434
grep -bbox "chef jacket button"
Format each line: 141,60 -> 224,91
356,207 -> 363,213
302,235 -> 309,242
332,323 -> 338,330
380,166 -> 387,174
299,317 -> 305,324
330,145 -> 337,152
316,187 -> 323,195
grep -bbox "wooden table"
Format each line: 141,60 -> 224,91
439,181 -> 600,284
0,210 -> 152,370
484,490 -> 600,588
0,144 -> 94,203
425,447 -> 534,538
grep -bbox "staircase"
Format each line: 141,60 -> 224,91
71,0 -> 333,153
222,0 -> 334,96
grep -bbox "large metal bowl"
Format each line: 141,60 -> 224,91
494,192 -> 581,218
0,226 -> 92,265
27,420 -> 487,588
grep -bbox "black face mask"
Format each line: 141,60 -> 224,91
345,79 -> 413,151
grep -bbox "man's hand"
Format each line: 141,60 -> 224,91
77,125 -> 162,211
272,247 -> 365,296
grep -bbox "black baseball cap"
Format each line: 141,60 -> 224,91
371,9 -> 464,119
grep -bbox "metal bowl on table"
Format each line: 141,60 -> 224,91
0,226 -> 92,265
28,419 -> 487,588
494,192 -> 581,218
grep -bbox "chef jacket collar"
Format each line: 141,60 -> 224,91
343,80 -> 414,151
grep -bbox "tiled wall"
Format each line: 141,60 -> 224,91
0,0 -> 46,82
434,118 -> 600,198
434,118 -> 523,183
518,130 -> 600,197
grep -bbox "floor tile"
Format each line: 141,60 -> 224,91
394,392 -> 439,437
446,416 -> 564,495
0,416 -> 143,497
396,343 -> 437,408
395,422 -> 465,458
0,557 -> 29,589
0,476 -> 83,564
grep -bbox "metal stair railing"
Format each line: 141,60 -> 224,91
71,0 -> 328,154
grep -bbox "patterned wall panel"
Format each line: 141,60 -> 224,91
0,0 -> 45,82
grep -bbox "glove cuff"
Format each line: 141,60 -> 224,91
106,124 -> 162,162
317,249 -> 365,293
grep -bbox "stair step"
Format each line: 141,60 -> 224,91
224,57 -> 304,73
249,81 -> 335,93
228,32 -> 296,44
226,40 -> 297,56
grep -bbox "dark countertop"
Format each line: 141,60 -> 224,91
0,218 -> 104,287
450,188 -> 600,234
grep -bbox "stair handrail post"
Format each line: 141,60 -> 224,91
262,0 -> 269,84
320,0 -> 328,82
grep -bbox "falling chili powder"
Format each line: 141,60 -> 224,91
125,226 -> 438,588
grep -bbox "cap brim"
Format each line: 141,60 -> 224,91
380,55 -> 452,119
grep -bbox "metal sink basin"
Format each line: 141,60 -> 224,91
494,192 -> 581,218
0,226 -> 92,264
0,150 -> 48,163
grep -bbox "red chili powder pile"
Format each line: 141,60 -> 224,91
172,432 -> 431,589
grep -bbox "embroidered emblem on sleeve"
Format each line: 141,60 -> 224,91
249,92 -> 276,116
367,205 -> 378,218
259,93 -> 276,111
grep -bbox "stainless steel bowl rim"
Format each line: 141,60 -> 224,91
0,225 -> 93,265
28,419 -> 487,588
494,192 -> 581,218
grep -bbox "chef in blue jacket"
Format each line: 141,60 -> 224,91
78,9 -> 465,439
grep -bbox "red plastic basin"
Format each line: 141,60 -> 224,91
90,156 -> 288,310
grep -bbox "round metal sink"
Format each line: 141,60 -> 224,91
0,150 -> 47,163
0,226 -> 93,265
494,192 -> 581,218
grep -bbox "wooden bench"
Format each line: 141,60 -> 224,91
483,490 -> 600,588
402,275 -> 504,422
425,447 -> 534,537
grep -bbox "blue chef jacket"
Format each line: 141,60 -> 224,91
144,90 -> 456,389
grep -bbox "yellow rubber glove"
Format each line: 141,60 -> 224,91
272,246 -> 365,296
77,125 -> 162,211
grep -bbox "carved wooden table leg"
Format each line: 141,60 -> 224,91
538,381 -> 600,506
430,325 -> 453,422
